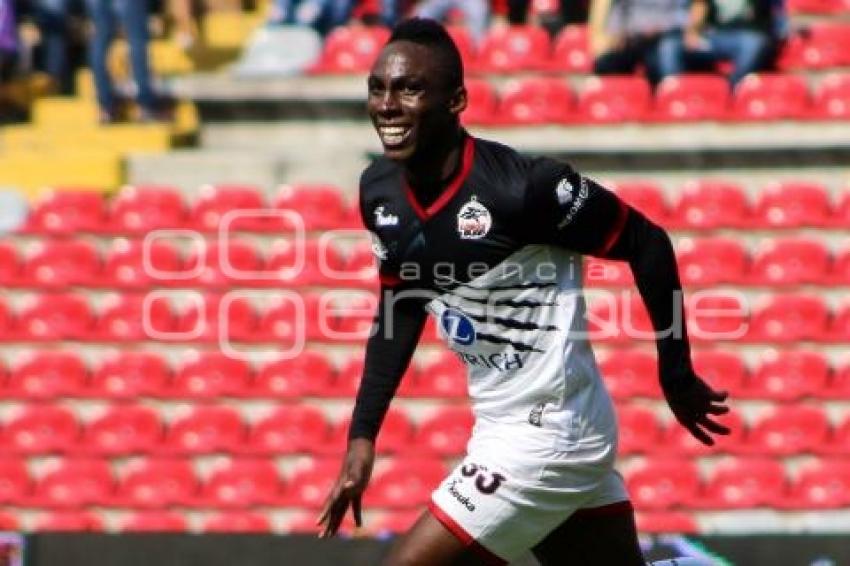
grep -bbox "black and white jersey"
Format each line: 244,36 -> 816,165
360,134 -> 630,452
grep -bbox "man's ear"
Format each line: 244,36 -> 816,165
449,85 -> 468,116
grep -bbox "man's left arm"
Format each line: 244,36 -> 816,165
523,158 -> 730,445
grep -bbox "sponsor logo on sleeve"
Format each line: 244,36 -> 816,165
555,177 -> 574,206
457,196 -> 492,239
374,205 -> 399,227
556,176 -> 589,229
369,231 -> 388,260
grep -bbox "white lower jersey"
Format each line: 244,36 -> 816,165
426,244 -> 630,561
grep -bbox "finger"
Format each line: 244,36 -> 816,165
353,495 -> 363,528
316,485 -> 341,526
709,389 -> 729,402
698,415 -> 731,435
685,422 -> 714,446
325,498 -> 349,538
706,403 -> 730,415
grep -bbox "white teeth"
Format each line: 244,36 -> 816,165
378,126 -> 409,146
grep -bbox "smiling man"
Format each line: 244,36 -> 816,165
317,18 -> 730,566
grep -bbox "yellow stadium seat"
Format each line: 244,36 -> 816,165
203,10 -> 264,50
0,150 -> 123,194
32,98 -> 101,127
150,39 -> 196,75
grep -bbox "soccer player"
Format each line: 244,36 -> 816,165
317,18 -> 730,565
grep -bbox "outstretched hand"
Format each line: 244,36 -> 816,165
662,368 -> 730,446
317,438 -> 375,538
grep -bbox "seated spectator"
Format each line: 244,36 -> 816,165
589,0 -> 688,86
492,0 -> 587,37
266,0 -> 353,35
34,0 -> 75,94
683,0 -> 777,86
413,0 -> 489,43
0,0 -> 16,83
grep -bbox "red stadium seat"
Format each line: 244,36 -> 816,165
31,459 -> 114,508
462,79 -> 498,125
117,458 -> 199,508
478,25 -> 550,72
747,293 -> 829,343
832,243 -> 850,284
0,459 -> 32,505
120,511 -> 188,532
342,239 -> 379,288
88,350 -> 171,399
93,292 -> 176,341
597,349 -> 660,399
0,513 -> 20,531
203,512 -> 271,533
176,293 -> 258,343
321,407 -> 412,457
101,238 -> 183,289
732,74 -> 811,120
183,239 -> 265,288
787,459 -> 850,509
745,405 -> 831,455
415,406 -> 473,456
660,409 -> 746,456
608,180 -> 669,226
251,350 -> 334,398
584,257 -> 634,287
7,350 -> 88,399
787,23 -> 850,69
365,458 -> 447,508
333,354 -> 418,398
246,405 -> 329,455
549,25 -> 592,72
635,512 -> 698,534
415,351 -> 467,398
200,459 -> 283,507
616,405 -> 662,455
671,179 -> 750,229
83,405 -> 163,456
284,459 -> 339,508
752,181 -> 833,228
499,78 -> 575,124
23,190 -> 107,234
317,26 -> 390,73
786,0 -> 847,14
654,75 -> 730,121
813,73 -> 850,119
822,414 -> 850,455
626,459 -> 701,510
256,292 -> 322,346
696,458 -> 787,509
16,293 -> 93,341
35,511 -> 104,532
827,299 -> 850,342
748,237 -> 831,285
108,185 -> 186,233
588,293 -> 654,346
687,292 -> 749,343
273,184 -> 347,230
162,406 -> 246,455
188,184 -> 270,232
21,240 -> 100,288
2,405 -> 79,455
743,350 -> 830,401
677,237 -> 748,286
169,350 -> 253,399
0,241 -> 22,286
327,293 -> 379,343
819,359 -> 850,400
265,238 -> 346,287
692,350 -> 748,396
576,76 -> 651,123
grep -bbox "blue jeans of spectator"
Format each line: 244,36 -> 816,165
594,30 -> 685,86
35,0 -> 71,93
85,0 -> 155,113
686,28 -> 773,86
271,0 -> 351,35
415,0 -> 489,43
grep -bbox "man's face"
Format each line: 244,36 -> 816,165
367,41 -> 465,162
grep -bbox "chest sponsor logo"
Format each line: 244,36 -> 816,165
440,308 -> 476,346
374,205 -> 399,227
457,196 -> 492,240
555,177 -> 574,206
369,231 -> 388,261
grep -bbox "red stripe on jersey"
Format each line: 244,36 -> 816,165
573,499 -> 634,518
427,500 -> 507,565
379,273 -> 402,287
405,135 -> 476,221
595,199 -> 629,257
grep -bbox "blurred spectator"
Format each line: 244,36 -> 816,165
493,0 -> 588,36
266,0 -> 353,34
84,0 -> 158,123
414,0 -> 489,43
34,0 -> 74,93
683,0 -> 777,86
168,0 -> 201,49
0,0 -> 16,82
589,0 -> 687,85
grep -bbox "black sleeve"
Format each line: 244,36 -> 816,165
605,210 -> 695,385
521,157 -> 629,256
347,286 -> 428,441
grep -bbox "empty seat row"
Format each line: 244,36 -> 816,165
0,238 -> 378,289
314,24 -> 850,74
0,349 -> 464,400
17,184 -> 359,235
466,73 -> 850,125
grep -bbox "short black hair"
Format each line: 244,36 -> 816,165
387,18 -> 464,90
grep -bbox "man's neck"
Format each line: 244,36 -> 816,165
404,127 -> 465,209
